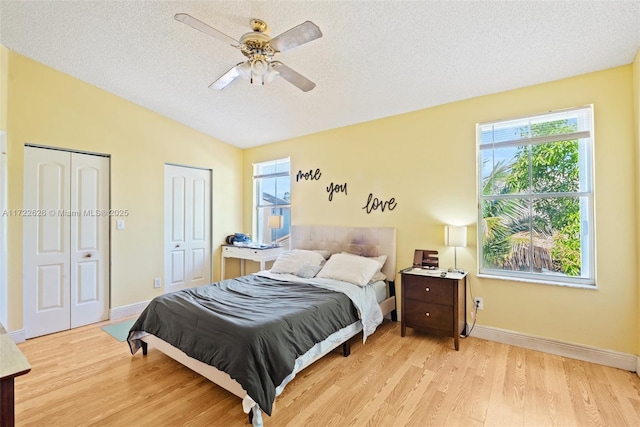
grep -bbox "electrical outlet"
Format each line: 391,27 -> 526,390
474,297 -> 484,311
153,277 -> 162,288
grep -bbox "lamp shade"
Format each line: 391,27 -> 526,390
444,225 -> 467,248
268,215 -> 283,229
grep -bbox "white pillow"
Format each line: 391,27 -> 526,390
312,250 -> 331,260
316,253 -> 381,286
270,249 -> 326,274
341,252 -> 387,272
295,264 -> 323,279
369,271 -> 387,284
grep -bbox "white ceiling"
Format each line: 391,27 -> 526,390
1,1 -> 639,148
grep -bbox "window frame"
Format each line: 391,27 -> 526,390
252,157 -> 291,245
477,106 -> 596,287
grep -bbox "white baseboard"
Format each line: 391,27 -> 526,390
9,329 -> 26,344
637,356 -> 640,378
7,301 -> 148,343
109,300 -> 149,321
470,324 -> 637,372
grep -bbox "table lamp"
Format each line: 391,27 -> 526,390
444,225 -> 467,273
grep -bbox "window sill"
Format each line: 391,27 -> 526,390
476,273 -> 597,290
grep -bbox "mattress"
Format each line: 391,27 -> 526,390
370,280 -> 388,304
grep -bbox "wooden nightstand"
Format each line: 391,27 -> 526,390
400,268 -> 467,350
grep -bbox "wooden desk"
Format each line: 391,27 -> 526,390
221,245 -> 285,279
0,323 -> 31,426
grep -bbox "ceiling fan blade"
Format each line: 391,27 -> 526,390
270,21 -> 322,53
272,61 -> 316,92
175,13 -> 240,48
209,63 -> 245,90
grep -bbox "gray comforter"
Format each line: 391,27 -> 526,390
127,275 -> 359,416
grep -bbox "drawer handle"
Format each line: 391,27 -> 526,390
425,287 -> 430,292
425,312 -> 430,317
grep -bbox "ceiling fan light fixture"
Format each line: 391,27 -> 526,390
248,60 -> 263,85
176,14 -> 322,91
248,57 -> 281,86
251,58 -> 268,75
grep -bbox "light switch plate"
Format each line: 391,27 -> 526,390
116,219 -> 125,230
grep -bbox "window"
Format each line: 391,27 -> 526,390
253,158 -> 291,245
478,106 -> 594,286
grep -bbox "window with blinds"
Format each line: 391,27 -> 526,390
478,106 -> 595,286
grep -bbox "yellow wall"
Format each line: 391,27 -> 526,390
1,45 -> 7,129
4,50 -> 244,330
245,65 -> 638,354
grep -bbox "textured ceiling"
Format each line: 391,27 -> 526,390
1,1 -> 639,148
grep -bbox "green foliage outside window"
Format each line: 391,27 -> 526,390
481,119 -> 583,277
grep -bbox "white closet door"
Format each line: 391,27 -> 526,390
70,153 -> 109,328
24,147 -> 110,338
0,131 -> 8,327
165,165 -> 211,292
24,147 -> 72,338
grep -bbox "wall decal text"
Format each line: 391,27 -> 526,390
296,168 -> 322,182
327,182 -> 347,201
362,193 -> 397,214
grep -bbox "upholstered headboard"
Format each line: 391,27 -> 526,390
290,225 -> 397,280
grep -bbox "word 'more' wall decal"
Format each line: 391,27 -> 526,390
296,168 -> 322,182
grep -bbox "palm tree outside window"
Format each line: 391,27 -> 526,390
478,106 -> 595,286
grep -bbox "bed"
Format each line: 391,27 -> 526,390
128,225 -> 397,426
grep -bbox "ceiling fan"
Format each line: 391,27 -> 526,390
175,13 -> 323,92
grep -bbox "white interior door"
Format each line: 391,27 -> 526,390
24,147 -> 71,337
70,153 -> 109,328
24,147 -> 109,338
0,131 -> 7,327
165,165 -> 211,293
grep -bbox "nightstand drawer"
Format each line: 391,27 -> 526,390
404,301 -> 452,332
403,275 -> 453,305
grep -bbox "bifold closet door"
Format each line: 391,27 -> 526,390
69,152 -> 110,328
24,147 -> 109,339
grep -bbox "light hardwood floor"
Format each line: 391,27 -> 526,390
15,318 -> 640,426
